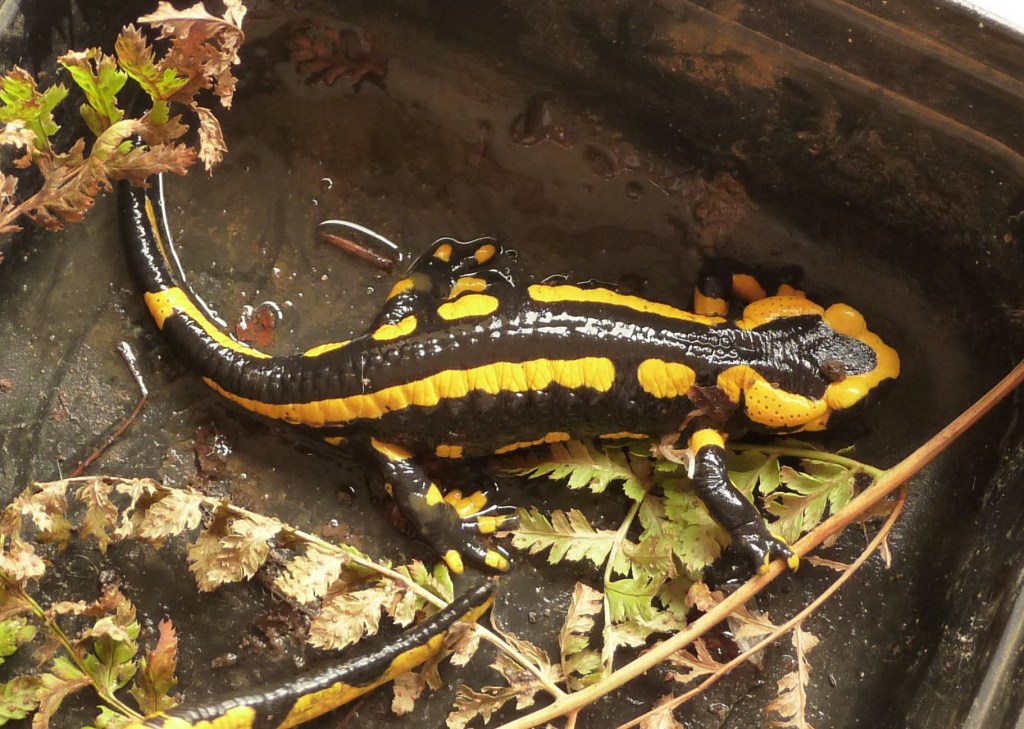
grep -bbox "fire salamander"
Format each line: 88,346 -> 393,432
119,175 -> 899,727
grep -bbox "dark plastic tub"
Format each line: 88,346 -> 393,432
1,1 -> 1022,727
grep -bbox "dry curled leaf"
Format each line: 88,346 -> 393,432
274,543 -> 349,605
766,625 -> 820,729
640,695 -> 686,729
307,582 -> 396,651
187,512 -> 280,591
129,619 -> 179,714
0,538 -> 46,584
132,488 -> 204,545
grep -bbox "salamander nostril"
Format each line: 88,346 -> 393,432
820,358 -> 847,383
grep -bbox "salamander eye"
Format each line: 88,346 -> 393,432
820,358 -> 847,383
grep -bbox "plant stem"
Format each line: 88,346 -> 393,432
727,442 -> 887,480
601,497 -> 643,674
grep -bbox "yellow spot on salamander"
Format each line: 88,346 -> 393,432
477,515 -> 501,534
144,288 -> 270,360
426,483 -> 445,506
370,439 -> 413,461
372,315 -> 418,341
304,340 -> 350,357
731,273 -> 767,302
386,277 -> 416,300
494,431 -> 570,454
443,489 -> 463,505
777,283 -> 805,297
485,551 -> 509,570
599,431 -> 649,440
322,435 -> 346,446
435,444 -> 464,458
204,358 -> 616,428
433,243 -> 453,262
694,289 -> 728,316
443,549 -> 464,574
451,491 -> 488,518
449,276 -> 488,298
473,243 -> 497,264
636,359 -> 696,399
688,428 -> 725,452
437,294 -> 499,321
529,284 -> 725,325
717,365 -> 830,431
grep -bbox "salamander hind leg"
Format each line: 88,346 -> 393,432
369,438 -> 516,573
689,429 -> 798,574
694,257 -> 804,316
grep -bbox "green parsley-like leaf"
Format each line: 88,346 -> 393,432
114,26 -> 189,103
726,449 -> 782,499
0,68 -> 67,151
605,576 -> 659,624
765,462 -> 857,544
81,596 -> 140,695
0,617 -> 36,666
58,49 -> 127,135
661,483 -> 728,575
0,674 -> 40,724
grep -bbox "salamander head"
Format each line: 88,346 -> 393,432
814,302 -> 900,412
729,296 -> 900,432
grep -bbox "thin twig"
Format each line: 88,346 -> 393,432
495,358 -> 1024,729
68,343 -> 149,478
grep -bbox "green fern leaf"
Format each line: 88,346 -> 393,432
510,507 -> 618,567
508,441 -> 643,496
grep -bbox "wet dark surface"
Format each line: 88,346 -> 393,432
1,1 -> 1023,728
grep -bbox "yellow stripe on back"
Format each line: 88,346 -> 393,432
203,357 -> 616,427
528,284 -> 724,326
144,288 -> 270,360
304,341 -> 351,357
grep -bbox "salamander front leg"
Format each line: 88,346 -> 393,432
373,237 -> 510,327
689,429 -> 798,573
369,438 -> 515,573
